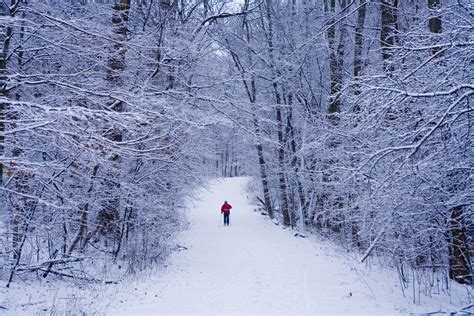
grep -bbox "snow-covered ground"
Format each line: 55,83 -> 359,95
1,177 -> 472,314
109,177 -> 471,315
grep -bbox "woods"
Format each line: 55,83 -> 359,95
0,0 -> 216,285
1,0 -> 472,300
210,0 -> 473,289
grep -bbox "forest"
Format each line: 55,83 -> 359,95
0,0 -> 472,300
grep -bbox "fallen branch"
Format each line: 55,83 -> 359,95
20,301 -> 46,307
360,227 -> 386,263
422,311 -> 444,315
15,256 -> 86,273
37,268 -> 117,284
174,245 -> 188,251
294,232 -> 307,238
256,196 -> 266,208
460,303 -> 474,313
423,304 -> 474,316
42,249 -> 58,278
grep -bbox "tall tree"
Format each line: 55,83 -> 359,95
428,0 -> 441,34
264,0 -> 290,226
0,1 -> 19,186
380,0 -> 398,72
98,0 -> 132,245
228,10 -> 274,217
353,0 -> 367,98
425,0 -> 473,285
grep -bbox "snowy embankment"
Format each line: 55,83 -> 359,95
1,177 -> 471,314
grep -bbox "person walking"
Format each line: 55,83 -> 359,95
221,201 -> 232,226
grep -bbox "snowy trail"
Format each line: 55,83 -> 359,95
109,177 -> 436,315
2,178 -> 468,315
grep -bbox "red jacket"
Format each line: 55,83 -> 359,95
221,202 -> 232,214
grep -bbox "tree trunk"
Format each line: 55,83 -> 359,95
350,0 -> 367,241
428,0 -> 441,34
0,1 -> 17,186
107,0 -> 132,85
255,123 -> 274,218
286,97 -> 307,227
380,0 -> 398,73
99,0 -> 131,243
448,205 -> 472,285
277,105 -> 290,227
353,0 -> 367,99
67,165 -> 99,255
428,0 -> 442,55
265,0 -> 290,226
323,0 -> 349,232
0,45 -> 8,186
230,11 -> 275,218
326,0 -> 340,123
2,0 -> 27,259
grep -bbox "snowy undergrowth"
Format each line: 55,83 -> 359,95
0,221 -> 186,314
246,177 -> 474,313
1,255 -> 165,314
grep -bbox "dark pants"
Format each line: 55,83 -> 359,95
223,212 -> 230,226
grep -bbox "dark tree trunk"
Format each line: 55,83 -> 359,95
67,165 -> 99,255
380,0 -> 398,73
326,0 -> 340,123
428,0 -> 441,34
326,0 -> 349,123
428,0 -> 442,55
230,12 -> 274,218
353,0 -> 367,99
265,0 -> 290,226
274,85 -> 290,226
2,1 -> 28,259
323,0 -> 349,232
0,2 -> 17,186
448,206 -> 472,285
253,115 -> 274,218
286,99 -> 307,226
271,85 -> 290,226
256,140 -> 273,218
107,0 -> 131,85
99,0 -> 132,244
